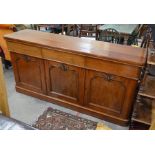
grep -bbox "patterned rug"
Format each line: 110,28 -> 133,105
33,107 -> 97,130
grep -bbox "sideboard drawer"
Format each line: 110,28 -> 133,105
7,41 -> 42,58
42,49 -> 85,67
85,57 -> 141,79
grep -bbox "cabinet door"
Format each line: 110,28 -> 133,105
84,70 -> 136,116
45,60 -> 85,105
11,52 -> 46,94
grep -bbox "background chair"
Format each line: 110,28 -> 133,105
36,24 -> 65,34
127,24 -> 149,46
65,24 -> 79,37
140,27 -> 152,48
98,28 -> 121,44
0,57 -> 10,117
79,24 -> 98,40
131,26 -> 153,48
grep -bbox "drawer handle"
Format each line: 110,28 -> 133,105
15,57 -> 20,62
59,64 -> 69,71
106,74 -> 114,81
23,55 -> 31,62
102,73 -> 114,81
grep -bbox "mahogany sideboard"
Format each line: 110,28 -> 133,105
4,29 -> 147,126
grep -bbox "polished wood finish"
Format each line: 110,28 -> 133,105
45,60 -> 85,105
84,70 -> 137,118
85,57 -> 141,79
7,41 -> 42,58
0,57 -> 10,116
42,48 -> 85,67
4,30 -> 147,126
10,52 -> 46,94
4,30 -> 146,66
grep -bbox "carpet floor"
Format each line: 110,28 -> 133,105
33,107 -> 97,130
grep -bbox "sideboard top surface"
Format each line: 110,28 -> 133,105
4,29 -> 146,66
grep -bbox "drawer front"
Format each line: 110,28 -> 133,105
42,49 -> 85,67
85,57 -> 141,80
7,41 -> 42,58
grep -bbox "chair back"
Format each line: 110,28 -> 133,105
140,27 -> 152,48
79,24 -> 98,39
137,24 -> 148,38
0,57 -> 10,116
99,28 -> 120,44
66,24 -> 79,37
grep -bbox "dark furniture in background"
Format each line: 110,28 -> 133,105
36,24 -> 66,34
98,24 -> 139,44
127,24 -> 152,47
129,95 -> 152,130
140,26 -> 152,48
130,47 -> 155,130
79,24 -> 98,40
64,24 -> 79,36
98,28 -> 121,44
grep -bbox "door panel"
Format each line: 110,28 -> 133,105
85,70 -> 130,116
45,60 -> 85,105
11,52 -> 46,94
